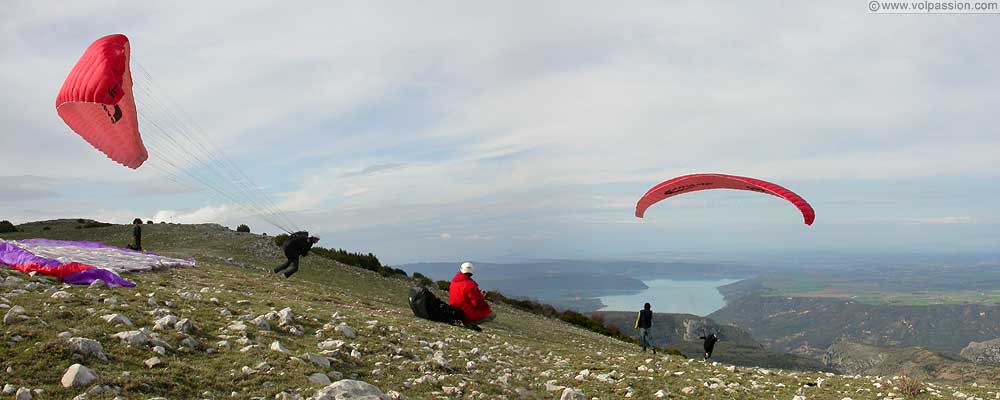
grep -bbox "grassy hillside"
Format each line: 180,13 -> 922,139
1,220 -> 998,399
595,311 -> 831,372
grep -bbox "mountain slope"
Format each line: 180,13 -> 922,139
710,294 -> 1000,355
1,221 -> 997,399
596,311 -> 831,372
824,340 -> 1000,383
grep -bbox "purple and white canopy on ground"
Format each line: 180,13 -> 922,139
0,239 -> 195,287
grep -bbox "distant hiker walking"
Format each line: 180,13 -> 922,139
699,332 -> 719,360
272,231 -> 320,279
449,262 -> 495,331
126,218 -> 143,251
634,302 -> 656,354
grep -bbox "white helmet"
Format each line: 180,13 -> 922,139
460,262 -> 475,274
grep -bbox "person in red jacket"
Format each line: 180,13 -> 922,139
449,262 -> 495,331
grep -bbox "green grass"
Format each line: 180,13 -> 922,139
3,221 -> 999,399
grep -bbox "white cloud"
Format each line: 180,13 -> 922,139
2,2 -> 998,260
153,205 -> 237,225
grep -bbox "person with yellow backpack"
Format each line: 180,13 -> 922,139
634,302 -> 656,354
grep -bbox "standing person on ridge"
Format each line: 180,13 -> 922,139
634,302 -> 656,354
699,332 -> 719,360
126,218 -> 143,251
449,262 -> 495,331
272,231 -> 320,279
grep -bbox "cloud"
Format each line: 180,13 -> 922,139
339,163 -> 406,178
0,176 -> 62,203
2,2 -> 998,261
153,205 -> 238,225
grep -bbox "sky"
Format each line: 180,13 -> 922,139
2,2 -> 999,265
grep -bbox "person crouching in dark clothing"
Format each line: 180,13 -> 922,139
699,333 -> 719,360
273,232 -> 320,278
126,218 -> 143,251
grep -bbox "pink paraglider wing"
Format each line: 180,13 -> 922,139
55,34 -> 147,169
634,174 -> 815,225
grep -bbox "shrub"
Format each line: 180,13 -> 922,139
236,224 -> 251,233
484,291 -> 559,318
274,233 -> 289,247
0,220 -> 17,233
310,247 -> 382,271
42,226 -> 51,231
896,376 -> 924,398
664,348 -> 686,358
436,280 -> 451,292
146,220 -> 154,224
76,218 -> 86,224
412,273 -> 434,287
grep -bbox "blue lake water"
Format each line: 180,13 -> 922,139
597,278 -> 742,316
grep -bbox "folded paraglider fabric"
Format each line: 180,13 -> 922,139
0,239 -> 195,287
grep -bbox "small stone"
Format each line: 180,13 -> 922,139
181,336 -> 200,350
175,318 -> 195,334
101,314 -> 134,327
51,291 -> 73,299
153,315 -> 179,331
545,381 -> 565,392
61,364 -> 98,388
307,373 -> 331,386
312,380 -> 386,398
560,388 -> 586,400
15,387 -> 32,400
306,353 -> 330,368
335,323 -> 356,339
89,279 -> 106,289
270,341 -> 289,353
111,330 -> 150,347
4,305 -> 26,324
226,321 -> 248,332
277,307 -> 294,326
66,337 -> 108,361
145,357 -> 162,368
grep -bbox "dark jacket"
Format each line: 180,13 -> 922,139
133,224 -> 142,239
700,334 -> 719,352
283,231 -> 314,259
634,309 -> 652,329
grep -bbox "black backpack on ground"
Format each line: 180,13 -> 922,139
409,286 -> 464,324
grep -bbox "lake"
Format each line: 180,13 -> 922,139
597,278 -> 742,316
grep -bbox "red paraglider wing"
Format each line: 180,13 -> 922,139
634,174 -> 815,225
56,34 -> 147,169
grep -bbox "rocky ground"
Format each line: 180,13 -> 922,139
2,221 -> 1000,399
